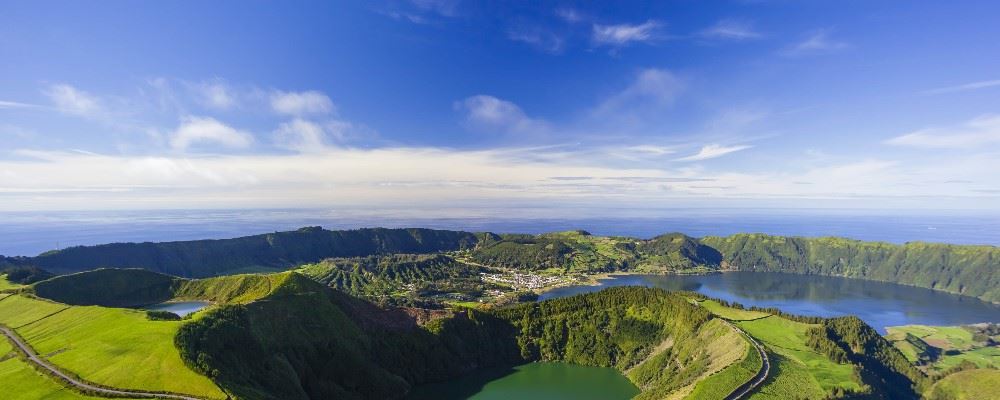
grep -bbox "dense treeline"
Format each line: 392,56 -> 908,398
701,234 -> 1000,302
469,238 -> 577,270
298,254 -> 497,306
175,277 -> 722,400
636,233 -> 722,269
15,227 -> 480,278
32,268 -> 179,306
0,265 -> 52,284
809,316 -> 928,398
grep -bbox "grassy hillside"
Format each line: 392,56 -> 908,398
926,368 -> 1000,400
0,274 -> 25,292
21,227 -> 480,278
0,294 -> 226,399
0,339 -> 139,400
886,324 -> 1000,372
32,268 -> 179,306
702,234 -> 1000,302
298,254 -> 492,305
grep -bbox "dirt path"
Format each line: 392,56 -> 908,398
0,325 -> 207,400
722,321 -> 771,400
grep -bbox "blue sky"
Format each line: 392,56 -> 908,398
1,1 -> 999,214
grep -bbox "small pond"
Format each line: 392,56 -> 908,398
143,301 -> 210,317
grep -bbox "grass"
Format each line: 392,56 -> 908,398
173,271 -> 293,303
0,294 -> 226,399
886,325 -> 975,350
0,274 -> 26,291
0,339 -> 141,400
737,316 -> 860,395
886,325 -> 1000,371
444,300 -> 483,309
698,300 -> 770,321
926,369 -> 1000,400
748,353 -> 826,400
687,328 -> 760,400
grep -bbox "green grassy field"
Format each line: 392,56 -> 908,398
887,325 -> 976,350
0,339 -> 141,400
0,274 -> 26,291
686,331 -> 760,400
926,368 -> 1000,400
0,295 -> 226,399
698,300 -> 770,321
748,353 -> 826,400
736,316 -> 860,396
886,325 -> 1000,371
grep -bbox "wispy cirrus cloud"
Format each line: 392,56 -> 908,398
595,68 -> 684,118
193,79 -> 236,110
698,19 -> 762,41
169,116 -> 254,150
42,84 -> 103,117
455,95 -> 549,135
592,20 -> 661,47
782,29 -> 848,56
0,100 -> 41,109
923,79 -> 1000,95
507,27 -> 565,54
886,114 -> 1000,149
270,90 -> 335,115
675,144 -> 752,162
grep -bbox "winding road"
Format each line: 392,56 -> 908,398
0,325 -> 207,400
722,321 -> 771,400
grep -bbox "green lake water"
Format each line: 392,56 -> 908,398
405,362 -> 639,400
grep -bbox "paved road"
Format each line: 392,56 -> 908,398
0,325 -> 207,400
723,321 -> 771,400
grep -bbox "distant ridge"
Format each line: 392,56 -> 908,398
3,227 -> 998,302
8,227 -> 480,278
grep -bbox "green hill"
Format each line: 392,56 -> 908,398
701,234 -> 1000,302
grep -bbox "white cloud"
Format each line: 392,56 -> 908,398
783,29 -> 848,56
3,146 -> 995,212
0,100 -> 39,109
699,19 -> 762,41
196,80 -> 235,109
409,0 -> 459,17
555,8 -> 583,23
596,68 -> 684,115
675,144 -> 752,162
456,95 -> 547,134
508,28 -> 565,54
273,119 -> 329,153
270,90 -> 335,115
923,79 -> 1000,95
886,114 -> 1000,149
42,84 -> 102,116
592,20 -> 660,47
169,116 -> 254,150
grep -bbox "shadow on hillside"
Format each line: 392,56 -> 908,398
403,365 -> 519,400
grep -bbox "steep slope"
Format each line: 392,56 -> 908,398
702,234 -> 1000,302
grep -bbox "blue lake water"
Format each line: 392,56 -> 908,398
2,208 -> 999,256
144,301 -> 210,317
539,272 -> 1000,333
